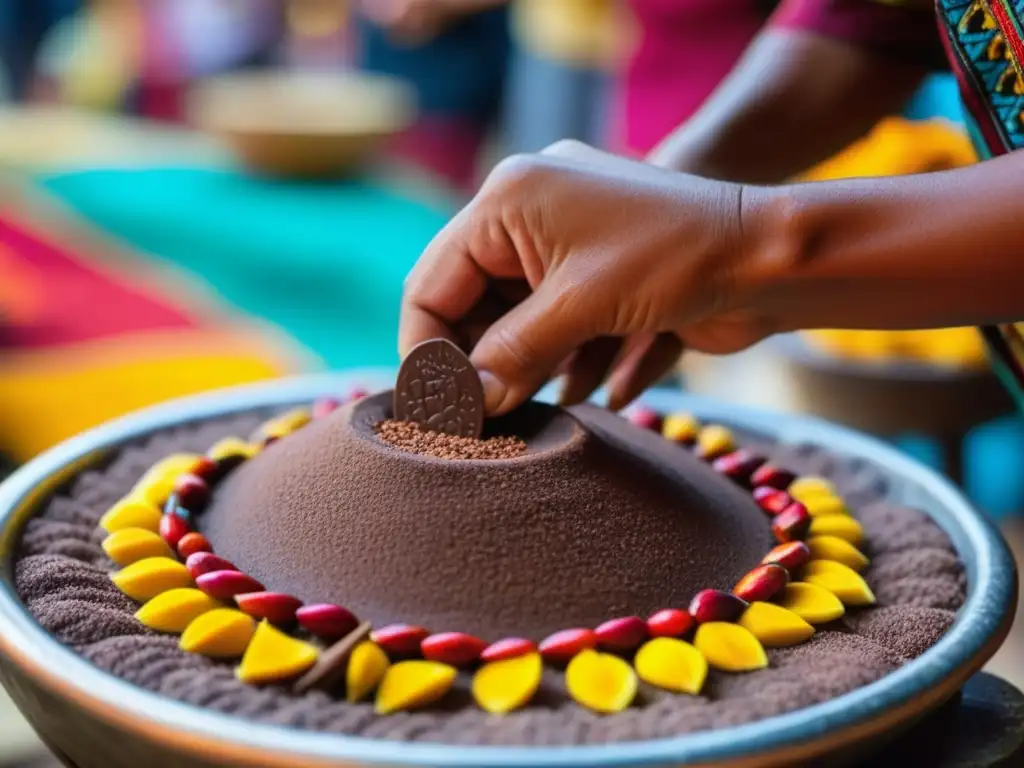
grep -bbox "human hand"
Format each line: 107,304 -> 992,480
400,141 -> 777,416
360,0 -> 498,44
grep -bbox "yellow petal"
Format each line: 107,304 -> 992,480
111,557 -> 193,602
694,622 -> 768,672
375,661 -> 457,715
738,602 -> 814,648
237,621 -> 319,684
99,499 -> 163,534
566,649 -> 637,714
808,535 -> 870,571
696,425 -> 734,459
136,588 -> 220,633
102,527 -> 174,565
662,413 -> 700,443
802,560 -> 876,606
471,652 -> 543,714
789,477 -> 836,503
634,637 -> 708,695
347,641 -> 390,703
208,437 -> 258,462
258,408 -> 312,440
778,582 -> 846,624
180,608 -> 256,658
802,495 -> 849,518
808,514 -> 864,546
132,453 -> 203,506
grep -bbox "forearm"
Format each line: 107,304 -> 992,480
648,30 -> 926,184
743,153 -> 1024,331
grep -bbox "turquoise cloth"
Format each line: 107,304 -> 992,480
40,168 -> 452,369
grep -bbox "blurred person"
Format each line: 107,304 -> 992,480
355,0 -> 511,190
0,0 -> 81,100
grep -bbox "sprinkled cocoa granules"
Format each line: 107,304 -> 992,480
374,419 -> 527,460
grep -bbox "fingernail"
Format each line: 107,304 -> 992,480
478,371 -> 507,414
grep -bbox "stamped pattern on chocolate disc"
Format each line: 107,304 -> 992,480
394,339 -> 484,438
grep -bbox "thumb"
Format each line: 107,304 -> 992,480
470,282 -> 594,415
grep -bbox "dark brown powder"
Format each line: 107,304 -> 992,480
374,419 -> 526,460
13,405 -> 966,746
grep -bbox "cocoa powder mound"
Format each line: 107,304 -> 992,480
14,406 -> 966,746
375,419 -> 526,460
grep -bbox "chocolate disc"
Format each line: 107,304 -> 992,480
394,339 -> 484,438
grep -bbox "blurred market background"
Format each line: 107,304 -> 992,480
0,1 -> 1020,764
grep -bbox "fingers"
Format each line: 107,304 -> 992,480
470,281 -> 594,415
558,336 -> 623,406
399,206 -> 524,358
606,333 -> 684,411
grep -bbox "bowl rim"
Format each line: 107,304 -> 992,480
0,371 -> 1016,767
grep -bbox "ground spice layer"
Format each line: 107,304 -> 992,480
14,411 -> 966,745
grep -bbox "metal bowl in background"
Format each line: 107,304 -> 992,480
189,71 -> 417,179
0,373 -> 1016,768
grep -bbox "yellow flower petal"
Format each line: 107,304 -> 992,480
347,641 -> 390,703
237,621 -> 319,684
634,637 -> 708,695
808,514 -> 864,546
789,477 -> 836,503
180,608 -> 256,658
111,557 -> 192,602
738,602 -> 814,647
472,652 -> 543,714
102,527 -> 174,565
375,661 -> 457,715
808,535 -> 870,571
802,560 -> 876,606
566,649 -> 637,714
662,413 -> 700,443
778,582 -> 846,624
802,495 -> 849,518
694,622 -> 768,672
136,588 -> 220,633
99,499 -> 163,534
132,453 -> 203,506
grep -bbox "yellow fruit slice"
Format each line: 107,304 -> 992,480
258,408 -> 312,440
132,453 -> 203,506
808,514 -> 864,546
565,649 -> 637,714
634,637 -> 708,695
136,588 -> 220,633
694,622 -> 768,672
347,642 -> 390,703
237,621 -> 320,684
808,535 -> 870,571
180,608 -> 256,658
99,499 -> 163,534
778,582 -> 846,624
802,560 -> 876,606
102,527 -> 174,565
472,652 -> 543,714
375,661 -> 457,715
696,425 -> 734,459
111,557 -> 192,602
788,477 -> 836,502
738,602 -> 814,647
662,413 -> 700,443
208,437 -> 258,462
802,495 -> 849,518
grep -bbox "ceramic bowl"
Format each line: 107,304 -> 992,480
0,373 -> 1016,768
189,71 -> 416,178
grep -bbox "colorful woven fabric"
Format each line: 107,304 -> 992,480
0,189 -> 304,462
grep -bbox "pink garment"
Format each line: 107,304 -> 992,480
615,0 -> 768,156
